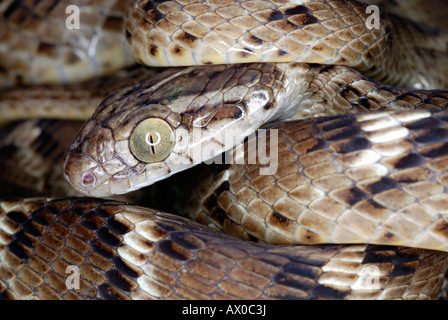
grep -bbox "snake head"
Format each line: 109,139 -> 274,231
62,94 -> 188,197
63,64 -> 286,197
63,119 -> 118,197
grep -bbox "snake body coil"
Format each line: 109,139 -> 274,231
2,0 -> 448,300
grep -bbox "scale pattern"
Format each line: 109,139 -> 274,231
0,0 -> 135,87
1,198 -> 447,299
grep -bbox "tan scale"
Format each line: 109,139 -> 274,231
2,198 -> 448,300
3,0 -> 448,300
126,0 -> 448,89
0,0 -> 136,87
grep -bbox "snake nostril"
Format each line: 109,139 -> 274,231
82,172 -> 96,186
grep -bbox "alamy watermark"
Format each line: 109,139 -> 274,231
65,5 -> 80,30
64,4 -> 381,31
366,5 -> 381,30
359,265 -> 381,290
187,128 -> 279,175
66,265 -> 80,290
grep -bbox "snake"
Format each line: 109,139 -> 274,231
2,0 -> 448,300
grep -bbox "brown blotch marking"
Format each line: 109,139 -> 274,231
102,16 -> 123,32
71,199 -> 102,214
433,220 -> 448,239
177,31 -> 198,46
320,116 -> 355,131
391,168 -> 430,183
434,110 -> 448,122
171,44 -> 185,55
216,181 -> 230,195
359,98 -> 380,111
64,52 -> 82,65
82,212 -> 106,230
22,199 -> 49,213
0,65 -> 8,77
391,261 -> 419,277
405,117 -> 441,130
33,209 -> 56,226
145,9 -> 157,23
341,85 -> 365,100
4,0 -> 21,19
125,29 -> 132,41
149,44 -> 158,56
332,137 -> 370,154
414,128 -> 448,143
36,42 -> 58,58
15,229 -> 38,248
145,1 -> 164,21
7,211 -> 28,224
277,50 -> 287,56
170,233 -> 205,250
364,177 -> 398,194
92,240 -> 116,258
148,223 -> 168,239
268,10 -> 283,22
97,227 -> 122,247
249,35 -> 263,46
311,284 -> 349,299
364,50 -> 373,62
284,5 -> 311,16
323,126 -> 359,141
297,138 -> 326,154
268,211 -> 293,228
113,257 -> 141,278
273,66 -> 284,79
22,220 -> 45,237
202,194 -> 217,213
36,243 -> 58,262
98,283 -> 131,300
107,216 -> 133,235
158,239 -> 193,261
363,248 -> 396,263
291,13 -> 318,26
420,142 -> 448,158
340,187 -> 367,206
239,47 -> 254,58
264,99 -> 276,110
8,240 -> 31,259
105,269 -> 137,292
210,207 -> 227,226
391,153 -> 423,169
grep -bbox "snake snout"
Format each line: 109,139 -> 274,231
62,152 -> 108,196
62,123 -> 116,197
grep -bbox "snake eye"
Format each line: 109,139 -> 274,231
129,118 -> 175,163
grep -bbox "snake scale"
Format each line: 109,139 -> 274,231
1,0 -> 448,300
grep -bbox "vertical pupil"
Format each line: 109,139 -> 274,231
149,134 -> 155,154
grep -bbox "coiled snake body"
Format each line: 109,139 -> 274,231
1,0 -> 448,300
